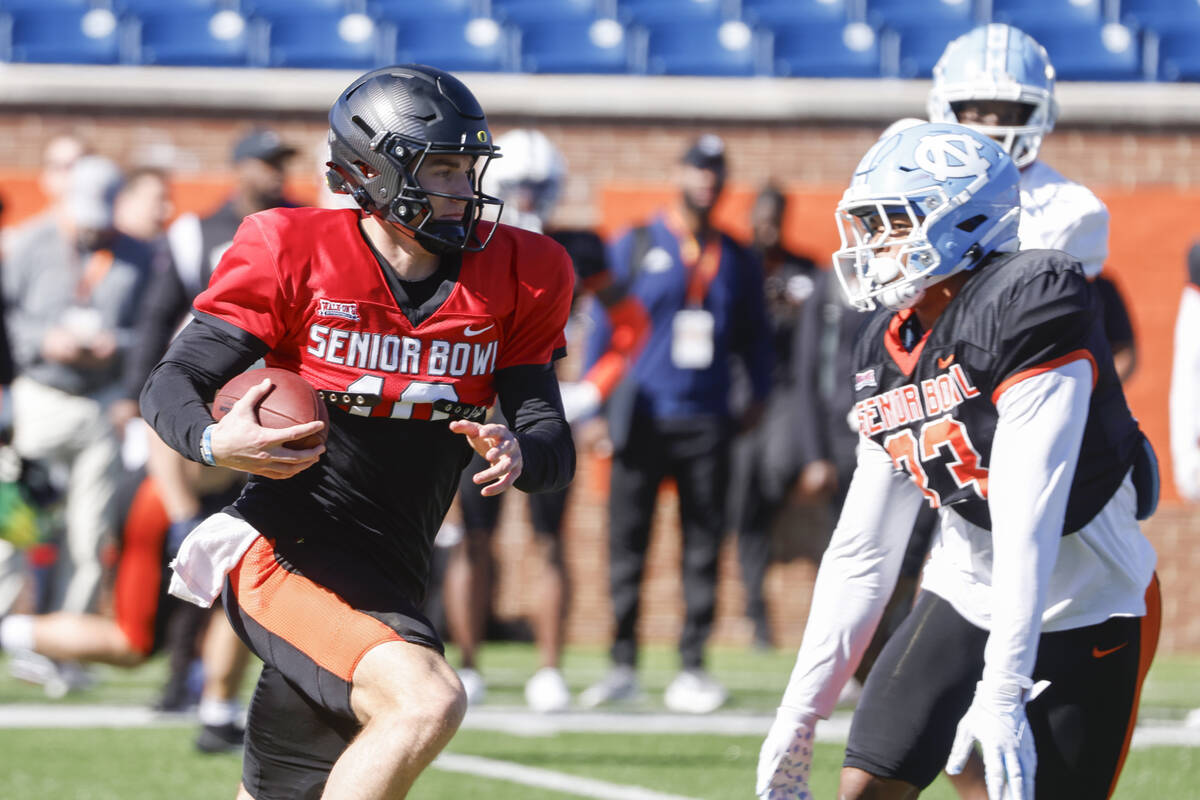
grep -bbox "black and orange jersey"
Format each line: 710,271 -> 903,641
149,207 -> 573,605
850,249 -> 1141,534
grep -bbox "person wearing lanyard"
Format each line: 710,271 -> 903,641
1,155 -> 155,620
580,134 -> 773,714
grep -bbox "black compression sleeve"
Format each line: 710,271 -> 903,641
139,314 -> 269,463
495,362 -> 575,494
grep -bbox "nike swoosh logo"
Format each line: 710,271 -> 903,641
464,324 -> 495,336
1093,643 -> 1129,658
937,354 -> 955,369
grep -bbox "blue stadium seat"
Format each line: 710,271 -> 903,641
368,0 -> 478,22
890,19 -> 976,78
132,8 -> 252,67
244,0 -> 355,16
4,7 -> 122,64
261,10 -> 389,69
742,0 -> 851,27
518,17 -> 631,73
866,0 -> 977,29
493,0 -> 606,26
114,0 -> 224,14
618,0 -> 727,25
1155,23 -> 1200,80
991,0 -> 1103,27
770,19 -> 881,78
1121,0 -> 1200,32
394,16 -> 511,72
642,18 -> 760,76
1023,21 -> 1147,81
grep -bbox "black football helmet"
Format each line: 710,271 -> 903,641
326,64 -> 502,254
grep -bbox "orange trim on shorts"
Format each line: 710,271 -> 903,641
990,349 -> 1098,405
230,536 -> 405,682
1107,573 -> 1162,799
114,477 -> 170,656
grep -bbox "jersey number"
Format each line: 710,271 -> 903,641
883,415 -> 988,507
344,375 -> 459,420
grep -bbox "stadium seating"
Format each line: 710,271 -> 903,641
493,0 -> 608,26
991,0 -> 1104,27
769,20 -> 882,79
4,7 -> 122,64
260,10 -> 388,70
1156,24 -> 1200,81
0,0 -> 93,9
617,0 -> 728,25
394,15 -> 512,73
642,18 -> 759,76
890,19 -> 977,78
1121,0 -> 1200,32
131,8 -> 252,67
242,0 -> 355,14
114,0 -> 224,13
518,17 -> 631,74
368,0 -> 479,22
1024,21 -> 1148,81
866,0 -> 978,30
742,0 -> 852,27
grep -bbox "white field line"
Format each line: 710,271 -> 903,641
433,752 -> 701,800
0,704 -> 1195,750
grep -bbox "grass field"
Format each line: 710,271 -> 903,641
1,643 -> 1198,799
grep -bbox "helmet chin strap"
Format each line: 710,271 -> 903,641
868,256 -> 926,310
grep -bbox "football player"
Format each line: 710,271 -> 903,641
756,122 -> 1160,800
928,23 -> 1136,380
140,65 -> 575,800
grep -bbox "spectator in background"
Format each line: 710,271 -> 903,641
442,128 -> 649,712
114,166 -> 174,244
1170,243 -> 1200,502
37,134 -> 92,220
580,134 -> 772,714
726,184 -> 816,650
2,155 -> 154,617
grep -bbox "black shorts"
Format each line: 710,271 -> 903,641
845,578 -> 1160,797
458,451 -> 569,536
222,533 -> 443,800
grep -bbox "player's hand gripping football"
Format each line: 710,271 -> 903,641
451,420 -> 523,496
208,379 -> 326,479
947,674 -> 1050,800
756,707 -> 817,799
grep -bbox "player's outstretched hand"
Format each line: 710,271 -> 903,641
209,379 -> 326,479
756,707 -> 818,799
451,420 -> 523,496
947,675 -> 1049,800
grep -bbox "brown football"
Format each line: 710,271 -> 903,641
211,367 -> 329,450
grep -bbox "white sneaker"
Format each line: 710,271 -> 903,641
525,667 -> 570,713
9,649 -> 94,699
664,669 -> 727,714
457,667 -> 487,706
579,665 -> 640,708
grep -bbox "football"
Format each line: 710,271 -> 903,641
211,367 -> 329,450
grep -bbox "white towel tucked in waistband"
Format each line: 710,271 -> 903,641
168,511 -> 260,607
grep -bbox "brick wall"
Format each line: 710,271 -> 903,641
3,110 -> 1198,651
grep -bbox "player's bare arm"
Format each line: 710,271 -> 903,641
207,378 -> 325,479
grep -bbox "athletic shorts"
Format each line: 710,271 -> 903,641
844,577 -> 1161,797
112,476 -> 174,657
221,531 -> 443,800
458,451 -> 569,537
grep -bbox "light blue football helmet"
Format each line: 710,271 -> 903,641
927,23 -> 1057,169
833,122 -> 1021,311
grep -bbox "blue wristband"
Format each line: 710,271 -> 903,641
199,423 -> 216,466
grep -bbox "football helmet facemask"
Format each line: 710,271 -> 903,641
927,24 -> 1057,169
833,122 -> 1020,312
326,64 -> 503,254
483,129 -> 566,234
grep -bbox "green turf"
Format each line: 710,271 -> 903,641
0,644 -> 1197,799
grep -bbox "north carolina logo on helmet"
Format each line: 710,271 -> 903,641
914,133 -> 989,182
